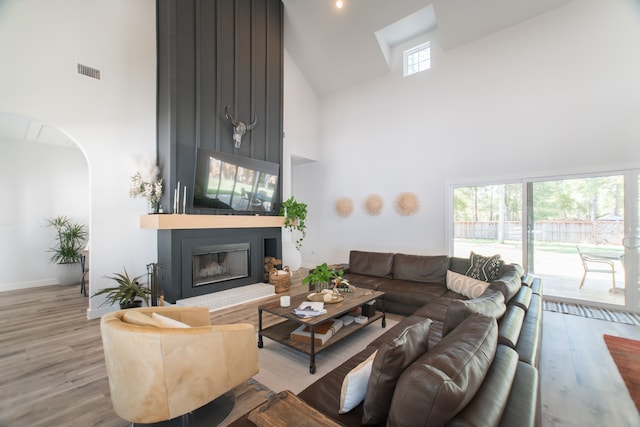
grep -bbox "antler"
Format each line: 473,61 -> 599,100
224,105 -> 239,127
246,114 -> 258,131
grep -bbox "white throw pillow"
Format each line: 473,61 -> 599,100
122,311 -> 164,327
338,350 -> 377,414
446,270 -> 490,299
151,312 -> 191,328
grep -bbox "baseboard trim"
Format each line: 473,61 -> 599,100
0,279 -> 57,292
86,305 -> 115,320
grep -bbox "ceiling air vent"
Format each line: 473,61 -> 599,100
77,63 -> 101,80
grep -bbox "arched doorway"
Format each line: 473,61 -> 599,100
0,112 -> 90,294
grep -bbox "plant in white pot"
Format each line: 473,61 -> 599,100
46,216 -> 88,285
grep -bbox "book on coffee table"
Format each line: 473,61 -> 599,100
290,319 -> 344,346
292,301 -> 327,318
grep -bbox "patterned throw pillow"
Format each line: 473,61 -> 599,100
447,270 -> 491,299
465,251 -> 503,282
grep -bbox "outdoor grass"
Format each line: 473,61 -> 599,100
455,238 -> 624,256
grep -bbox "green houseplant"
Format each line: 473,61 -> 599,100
47,216 -> 88,285
47,216 -> 88,264
92,268 -> 151,309
280,196 -> 308,250
302,262 -> 344,293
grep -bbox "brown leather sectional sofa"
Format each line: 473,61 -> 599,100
298,250 -> 543,426
233,250 -> 543,427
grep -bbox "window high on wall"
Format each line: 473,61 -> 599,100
404,42 -> 431,77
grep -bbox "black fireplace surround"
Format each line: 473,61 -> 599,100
158,227 -> 281,303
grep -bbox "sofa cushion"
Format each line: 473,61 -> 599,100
339,350 -> 378,414
446,270 -> 490,299
342,273 -> 393,291
510,285 -> 533,312
349,250 -> 394,278
446,345 -> 519,427
466,251 -> 503,282
498,361 -> 539,427
391,254 -> 450,285
387,313 -> 498,427
414,296 -> 463,322
377,280 -> 447,307
362,318 -> 433,425
498,305 -> 525,348
489,270 -> 523,303
442,289 -> 506,336
449,256 -> 471,275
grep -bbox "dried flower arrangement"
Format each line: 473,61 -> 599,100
130,160 -> 163,211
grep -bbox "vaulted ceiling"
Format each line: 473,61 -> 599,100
282,0 -> 574,96
1,0 -> 575,146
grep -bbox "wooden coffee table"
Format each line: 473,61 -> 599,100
257,288 -> 385,374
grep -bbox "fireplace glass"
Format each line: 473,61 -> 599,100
192,243 -> 250,287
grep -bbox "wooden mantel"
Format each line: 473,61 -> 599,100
140,214 -> 285,230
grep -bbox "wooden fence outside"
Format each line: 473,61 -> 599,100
454,220 -> 624,245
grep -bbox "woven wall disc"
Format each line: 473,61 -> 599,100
364,194 -> 383,216
394,192 -> 419,216
335,197 -> 354,217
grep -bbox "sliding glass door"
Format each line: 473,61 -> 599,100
451,170 -> 639,312
452,184 -> 523,266
528,175 -> 625,307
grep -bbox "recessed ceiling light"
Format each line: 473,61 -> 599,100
336,1 -> 344,9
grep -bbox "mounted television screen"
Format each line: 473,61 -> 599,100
192,149 -> 279,214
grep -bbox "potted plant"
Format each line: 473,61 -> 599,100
92,268 -> 151,309
302,262 -> 344,293
280,196 -> 308,250
46,216 -> 88,285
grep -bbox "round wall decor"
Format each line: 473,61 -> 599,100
364,194 -> 383,216
335,197 -> 354,217
394,192 -> 420,216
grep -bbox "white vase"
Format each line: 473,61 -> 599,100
282,241 -> 302,272
55,262 -> 82,286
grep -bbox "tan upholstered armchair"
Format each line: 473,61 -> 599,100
100,306 -> 258,425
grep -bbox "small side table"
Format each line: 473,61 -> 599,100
248,390 -> 341,427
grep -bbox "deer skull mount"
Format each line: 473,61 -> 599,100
224,105 -> 257,149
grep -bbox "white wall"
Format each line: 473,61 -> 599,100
0,0 -> 157,318
283,49 -> 321,198
0,137 -> 89,290
293,0 -> 640,266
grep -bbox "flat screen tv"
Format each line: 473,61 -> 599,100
192,149 -> 280,214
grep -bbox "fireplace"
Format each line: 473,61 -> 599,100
192,243 -> 250,287
157,226 -> 281,303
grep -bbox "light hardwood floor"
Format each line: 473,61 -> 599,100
1,280 -> 639,426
